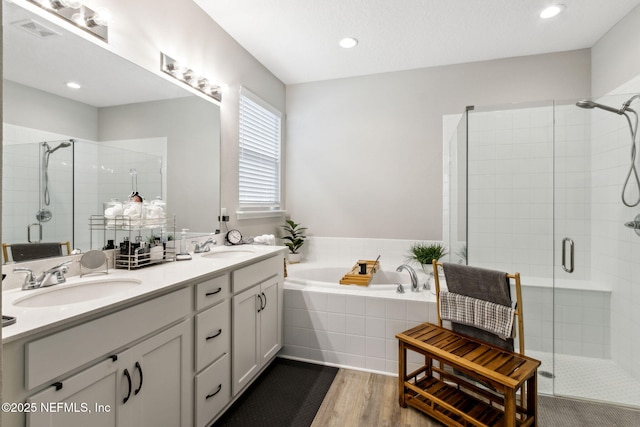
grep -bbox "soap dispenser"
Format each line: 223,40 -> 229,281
176,228 -> 192,261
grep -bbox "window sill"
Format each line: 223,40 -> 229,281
236,210 -> 286,220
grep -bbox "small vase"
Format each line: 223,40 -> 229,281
288,253 -> 302,264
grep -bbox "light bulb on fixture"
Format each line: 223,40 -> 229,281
85,7 -> 111,27
160,52 -> 223,103
197,78 -> 210,90
30,0 -> 109,41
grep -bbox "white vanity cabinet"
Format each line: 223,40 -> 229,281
27,321 -> 190,427
2,248 -> 286,427
3,287 -> 192,427
231,256 -> 283,396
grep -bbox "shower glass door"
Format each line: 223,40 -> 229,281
460,97 -> 640,408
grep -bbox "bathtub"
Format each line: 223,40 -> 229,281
282,262 -> 436,375
284,263 -> 436,300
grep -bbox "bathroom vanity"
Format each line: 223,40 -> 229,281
1,245 -> 286,427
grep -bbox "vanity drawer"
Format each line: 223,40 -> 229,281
195,353 -> 231,427
195,274 -> 230,311
232,255 -> 281,294
195,300 -> 230,372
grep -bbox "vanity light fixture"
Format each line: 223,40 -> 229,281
27,0 -> 109,41
161,53 -> 223,103
339,37 -> 358,49
540,4 -> 565,19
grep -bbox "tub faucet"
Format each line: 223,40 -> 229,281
14,260 -> 72,290
194,238 -> 216,253
396,264 -> 419,292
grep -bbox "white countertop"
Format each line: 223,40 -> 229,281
2,245 -> 286,343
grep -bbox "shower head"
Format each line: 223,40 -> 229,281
575,99 -> 624,115
43,141 -> 72,154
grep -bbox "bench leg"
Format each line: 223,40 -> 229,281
504,388 -> 516,427
398,341 -> 407,407
527,372 -> 538,426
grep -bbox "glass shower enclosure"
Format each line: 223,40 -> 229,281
447,95 -> 640,408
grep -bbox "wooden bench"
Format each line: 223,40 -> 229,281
397,322 -> 540,427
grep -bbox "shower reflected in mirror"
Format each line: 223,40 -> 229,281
38,139 -> 74,223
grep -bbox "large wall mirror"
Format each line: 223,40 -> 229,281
2,1 -> 221,263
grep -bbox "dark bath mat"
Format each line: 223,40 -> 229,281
213,357 -> 338,427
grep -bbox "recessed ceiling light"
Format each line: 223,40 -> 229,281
339,37 -> 358,49
540,4 -> 565,19
66,81 -> 81,89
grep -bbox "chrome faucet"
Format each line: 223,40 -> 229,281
193,238 -> 216,253
14,260 -> 72,290
396,264 -> 419,292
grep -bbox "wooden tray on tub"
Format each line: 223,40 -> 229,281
339,259 -> 380,286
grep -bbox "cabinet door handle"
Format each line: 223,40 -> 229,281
205,384 -> 222,400
205,287 -> 222,297
123,369 -> 132,404
261,292 -> 267,310
257,293 -> 263,313
134,361 -> 143,395
206,329 -> 222,341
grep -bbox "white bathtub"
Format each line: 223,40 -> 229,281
284,263 -> 435,301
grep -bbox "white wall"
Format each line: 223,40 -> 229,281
591,5 -> 640,97
286,50 -> 591,240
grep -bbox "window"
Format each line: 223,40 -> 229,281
238,87 -> 283,218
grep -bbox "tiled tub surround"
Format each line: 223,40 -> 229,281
283,266 -> 437,375
282,237 -> 612,374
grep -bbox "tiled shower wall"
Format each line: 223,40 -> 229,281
589,83 -> 640,381
2,124 -> 75,254
467,105 -> 591,283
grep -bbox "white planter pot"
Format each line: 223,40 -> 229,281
287,253 -> 302,264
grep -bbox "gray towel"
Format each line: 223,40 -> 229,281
442,262 -> 514,351
9,243 -> 63,262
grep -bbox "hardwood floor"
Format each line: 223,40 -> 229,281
311,367 -> 640,427
311,369 -> 442,427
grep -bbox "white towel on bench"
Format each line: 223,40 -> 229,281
439,291 -> 515,340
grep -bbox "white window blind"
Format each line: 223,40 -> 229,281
238,87 -> 282,210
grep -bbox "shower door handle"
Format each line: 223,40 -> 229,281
27,223 -> 42,243
562,238 -> 574,273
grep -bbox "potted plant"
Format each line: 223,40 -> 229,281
407,243 -> 448,293
281,219 -> 307,263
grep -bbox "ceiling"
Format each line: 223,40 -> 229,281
194,0 -> 640,85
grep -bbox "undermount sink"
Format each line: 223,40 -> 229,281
12,278 -> 143,308
201,248 -> 256,260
